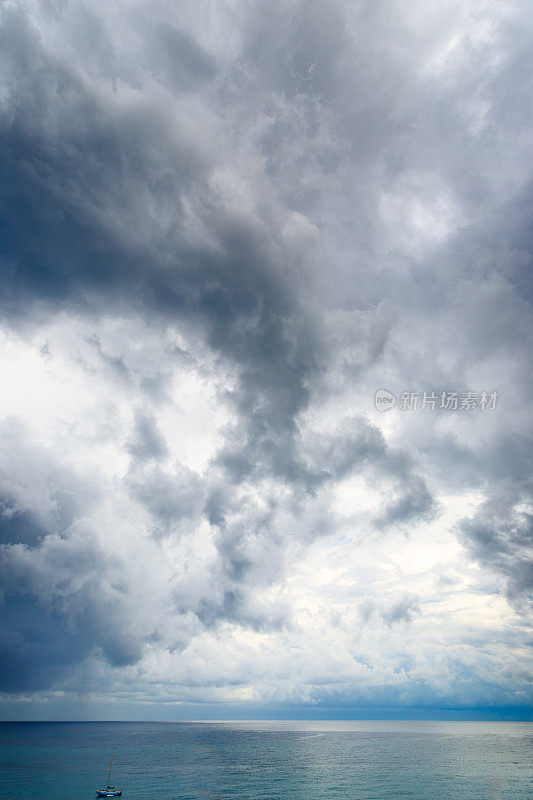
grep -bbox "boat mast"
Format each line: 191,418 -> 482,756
107,747 -> 114,790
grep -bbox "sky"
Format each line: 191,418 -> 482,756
0,0 -> 531,721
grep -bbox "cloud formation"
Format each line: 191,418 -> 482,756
0,0 -> 531,717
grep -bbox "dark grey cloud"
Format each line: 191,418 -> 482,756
0,420 -> 148,690
0,3 -> 321,496
459,487 -> 533,606
0,419 -> 90,546
0,0 -> 531,714
301,416 -> 437,527
360,593 -> 422,628
196,587 -> 288,633
87,335 -> 132,384
151,24 -> 216,92
0,520 -> 144,691
374,475 -> 436,530
127,409 -> 169,462
128,461 -> 204,529
0,501 -> 48,547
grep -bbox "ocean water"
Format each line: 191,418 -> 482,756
0,720 -> 531,800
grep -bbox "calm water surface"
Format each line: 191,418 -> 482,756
0,720 -> 531,800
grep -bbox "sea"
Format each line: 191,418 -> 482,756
0,720 -> 531,800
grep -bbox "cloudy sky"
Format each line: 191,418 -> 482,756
0,0 -> 531,721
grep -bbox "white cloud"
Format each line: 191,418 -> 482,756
0,0 -> 531,717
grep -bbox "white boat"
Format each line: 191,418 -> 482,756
97,747 -> 122,796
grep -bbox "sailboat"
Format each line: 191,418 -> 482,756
97,747 -> 122,797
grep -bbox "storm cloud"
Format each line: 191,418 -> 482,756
0,0 -> 531,718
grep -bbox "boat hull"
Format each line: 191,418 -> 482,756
96,791 -> 122,797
